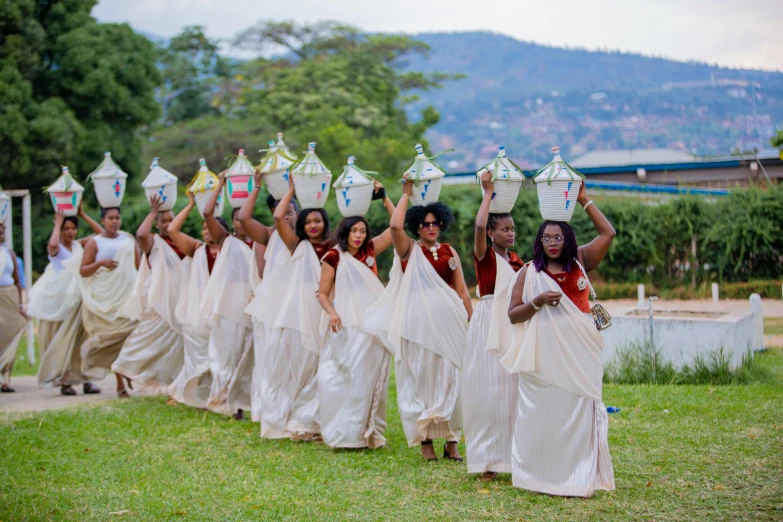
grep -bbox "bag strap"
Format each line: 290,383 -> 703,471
574,259 -> 598,303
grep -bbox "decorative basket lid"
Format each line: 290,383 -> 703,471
292,142 -> 331,177
403,143 -> 453,183
333,156 -> 375,188
477,146 -> 525,183
89,151 -> 128,180
141,157 -> 178,188
187,158 -> 219,193
276,132 -> 296,158
226,149 -> 255,177
258,139 -> 297,174
534,146 -> 584,185
47,166 -> 85,193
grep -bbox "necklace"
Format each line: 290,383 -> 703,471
419,241 -> 440,260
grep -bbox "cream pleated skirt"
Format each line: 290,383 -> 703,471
112,310 -> 184,395
462,297 -> 518,473
512,373 -> 615,497
80,305 -> 136,381
0,286 -> 27,385
258,328 -> 320,439
318,327 -> 391,449
37,306 -> 90,387
396,339 -> 462,446
168,326 -> 211,408
206,317 -> 252,415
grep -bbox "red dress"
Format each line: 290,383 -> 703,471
238,236 -> 254,249
402,243 -> 456,289
544,265 -> 590,314
474,249 -> 524,296
322,240 -> 378,276
311,241 -> 333,262
163,236 -> 186,260
206,245 -> 217,274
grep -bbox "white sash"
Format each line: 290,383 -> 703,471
123,251 -> 150,322
80,234 -> 137,322
250,242 -> 263,288
186,245 -> 211,336
244,230 -> 292,328
366,245 -> 467,368
142,235 -> 184,333
327,247 -> 385,329
272,239 -> 324,355
175,256 -> 193,327
28,242 -> 83,322
201,235 -> 252,328
500,265 -> 605,401
485,254 -> 517,355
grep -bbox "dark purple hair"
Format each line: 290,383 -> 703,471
533,221 -> 578,273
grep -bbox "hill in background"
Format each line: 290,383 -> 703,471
401,32 -> 783,169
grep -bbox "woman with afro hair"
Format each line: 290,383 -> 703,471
364,177 -> 472,462
504,183 -> 616,497
462,169 -> 525,481
260,175 -> 333,441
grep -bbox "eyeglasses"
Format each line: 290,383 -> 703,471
419,221 -> 441,230
541,235 -> 565,245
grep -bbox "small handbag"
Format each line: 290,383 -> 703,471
575,260 -> 612,331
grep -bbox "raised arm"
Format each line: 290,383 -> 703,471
390,179 -> 414,260
136,195 -> 163,255
450,247 -> 474,321
371,179 -> 395,255
575,184 -> 616,272
168,193 -> 202,257
474,170 -> 493,261
508,266 -> 563,324
80,238 -> 116,277
47,212 -> 65,257
203,170 -> 229,245
274,175 -> 299,252
237,170 -> 272,245
78,203 -> 104,239
318,262 -> 342,333
134,240 -> 141,269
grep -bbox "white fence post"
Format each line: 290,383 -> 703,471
750,294 -> 764,352
712,283 -> 719,304
637,284 -> 645,306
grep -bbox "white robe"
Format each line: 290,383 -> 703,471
200,236 -> 253,415
500,265 -> 615,497
462,253 -> 519,473
112,235 -> 184,394
262,239 -> 324,438
363,245 -> 467,446
317,247 -> 391,449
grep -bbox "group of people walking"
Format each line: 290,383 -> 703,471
0,167 -> 616,497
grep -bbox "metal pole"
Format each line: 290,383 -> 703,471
648,296 -> 658,383
22,193 -> 35,364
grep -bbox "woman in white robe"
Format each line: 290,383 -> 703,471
166,194 -> 222,409
364,178 -> 473,461
200,172 -> 254,419
261,177 -> 332,440
78,207 -> 140,397
317,182 -> 395,449
462,171 -> 525,480
236,171 -> 299,423
0,222 -> 29,393
112,196 -> 186,396
30,207 -> 103,394
504,183 -> 616,497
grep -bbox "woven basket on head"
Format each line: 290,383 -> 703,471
225,149 -> 255,208
333,156 -> 375,217
477,146 -> 525,213
46,166 -> 85,217
292,142 -> 332,209
141,157 -> 178,211
89,152 -> 128,208
187,158 -> 225,217
0,190 -> 9,222
258,134 -> 297,200
403,143 -> 453,207
534,146 -> 584,222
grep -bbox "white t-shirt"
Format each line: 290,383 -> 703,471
48,244 -> 74,273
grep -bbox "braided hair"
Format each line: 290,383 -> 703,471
486,212 -> 510,245
532,221 -> 578,273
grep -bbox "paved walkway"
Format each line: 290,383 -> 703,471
0,375 -> 155,415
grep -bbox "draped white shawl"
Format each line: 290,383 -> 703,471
485,254 -> 518,356
272,239 -> 325,355
363,245 -> 467,368
201,236 -> 253,328
185,245 -> 212,336
29,242 -> 83,322
80,234 -> 137,322
329,247 -> 385,328
499,265 -> 604,401
245,230 -> 292,328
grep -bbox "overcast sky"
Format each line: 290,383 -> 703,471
93,0 -> 782,72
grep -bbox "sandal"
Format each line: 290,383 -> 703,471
61,385 -> 77,396
117,389 -> 130,398
0,386 -> 15,393
443,442 -> 463,462
480,471 -> 498,482
421,440 -> 438,462
83,383 -> 101,394
123,376 -> 133,391
232,409 -> 245,421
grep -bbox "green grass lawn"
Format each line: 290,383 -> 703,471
1,348 -> 782,521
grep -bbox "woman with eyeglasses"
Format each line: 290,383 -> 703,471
462,170 -> 525,481
260,175 -> 333,441
364,177 -> 472,462
504,183 -> 616,497
316,180 -> 396,449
